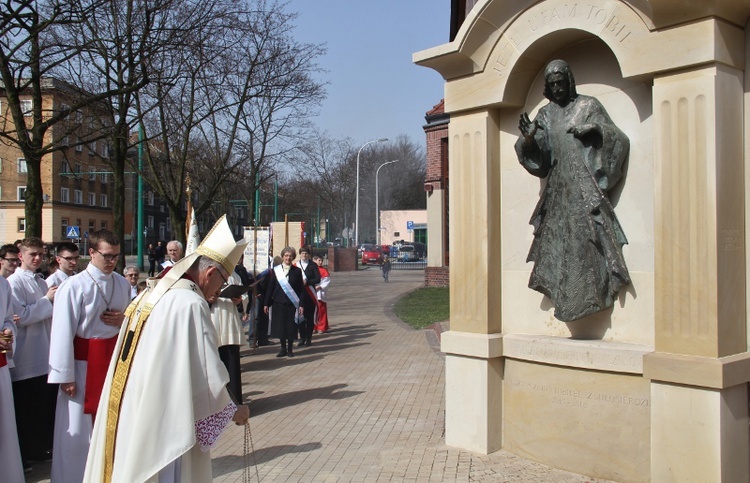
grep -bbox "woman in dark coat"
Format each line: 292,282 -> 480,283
263,246 -> 306,358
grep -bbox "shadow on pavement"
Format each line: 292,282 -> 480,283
212,442 -> 323,476
250,384 -> 363,416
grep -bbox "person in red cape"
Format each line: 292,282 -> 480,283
312,255 -> 330,333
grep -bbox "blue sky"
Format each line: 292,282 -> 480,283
291,1 -> 451,145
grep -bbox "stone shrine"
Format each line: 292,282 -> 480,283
415,1 -> 750,481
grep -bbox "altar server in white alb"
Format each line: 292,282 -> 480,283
49,230 -> 130,483
45,241 -> 80,288
0,273 -> 24,482
84,215 -> 250,483
7,237 -> 58,469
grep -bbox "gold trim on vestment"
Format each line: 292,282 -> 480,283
103,293 -> 152,483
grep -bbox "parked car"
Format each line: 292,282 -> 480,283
361,246 -> 383,265
397,245 -> 417,262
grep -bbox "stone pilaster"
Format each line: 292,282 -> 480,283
442,110 -> 503,453
646,63 -> 749,482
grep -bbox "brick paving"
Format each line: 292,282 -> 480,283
26,267 -> 609,482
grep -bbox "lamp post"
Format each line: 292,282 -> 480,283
375,160 -> 399,245
355,137 -> 387,247
136,125 -> 145,272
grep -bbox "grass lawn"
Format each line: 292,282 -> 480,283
393,286 -> 449,330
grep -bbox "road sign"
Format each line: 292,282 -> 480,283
84,231 -> 88,238
406,221 -> 414,230
66,226 -> 80,239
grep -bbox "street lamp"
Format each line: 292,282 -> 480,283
355,137 -> 388,247
375,160 -> 399,245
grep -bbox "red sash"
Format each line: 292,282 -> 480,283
73,335 -> 118,415
0,352 -> 6,368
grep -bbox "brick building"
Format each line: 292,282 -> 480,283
423,100 -> 449,287
0,79 -> 116,244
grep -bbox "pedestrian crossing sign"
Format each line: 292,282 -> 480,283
66,226 -> 80,238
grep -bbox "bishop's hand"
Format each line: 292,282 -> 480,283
233,404 -> 250,425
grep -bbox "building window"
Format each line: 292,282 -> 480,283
75,135 -> 83,152
147,191 -> 154,206
0,157 -> 3,173
75,164 -> 82,175
100,172 -> 108,184
61,187 -> 70,202
17,186 -> 26,201
100,220 -> 107,230
88,192 -> 96,206
61,160 -> 70,174
74,111 -> 83,124
89,165 -> 96,180
100,194 -> 107,207
89,220 -> 95,234
74,189 -> 83,204
61,218 -> 68,238
147,215 -> 154,228
17,158 -> 27,174
21,99 -> 32,116
18,218 -> 25,232
101,143 -> 109,158
159,205 -> 164,213
89,141 -> 96,155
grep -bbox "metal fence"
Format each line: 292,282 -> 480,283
382,258 -> 426,270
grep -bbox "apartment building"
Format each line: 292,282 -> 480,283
0,79 -> 116,245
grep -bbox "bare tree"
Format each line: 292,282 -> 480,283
48,0 -> 204,266
291,133 -> 426,243
0,0 -> 141,236
134,0 -> 325,243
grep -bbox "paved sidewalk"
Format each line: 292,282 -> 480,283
27,268 -> 608,482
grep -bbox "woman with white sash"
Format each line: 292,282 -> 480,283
263,247 -> 306,358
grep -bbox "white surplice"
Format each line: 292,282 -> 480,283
45,269 -> 70,288
84,278 -> 232,483
0,275 -> 24,482
48,264 -> 130,483
210,272 -> 244,347
6,267 -> 53,381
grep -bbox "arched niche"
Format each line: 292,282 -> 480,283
498,37 -> 654,345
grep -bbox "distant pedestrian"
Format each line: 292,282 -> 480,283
154,241 -> 165,267
381,256 -> 391,283
147,243 -> 157,277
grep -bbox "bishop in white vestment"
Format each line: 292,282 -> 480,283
84,216 -> 250,483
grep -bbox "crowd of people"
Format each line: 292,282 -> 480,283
0,221 -> 333,482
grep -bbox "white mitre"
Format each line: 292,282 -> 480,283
144,215 -> 248,303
